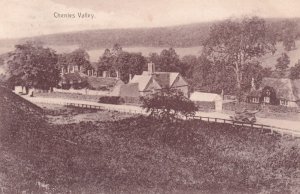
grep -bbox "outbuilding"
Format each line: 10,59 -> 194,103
190,92 -> 223,111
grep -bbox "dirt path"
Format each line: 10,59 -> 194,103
24,96 -> 300,134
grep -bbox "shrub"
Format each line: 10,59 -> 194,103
140,88 -> 198,121
98,96 -> 124,104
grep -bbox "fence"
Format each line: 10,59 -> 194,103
65,103 -> 146,115
191,115 -> 300,138
65,102 -> 300,138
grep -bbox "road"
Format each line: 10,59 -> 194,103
23,96 -> 300,135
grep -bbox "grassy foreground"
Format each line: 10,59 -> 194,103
0,89 -> 300,193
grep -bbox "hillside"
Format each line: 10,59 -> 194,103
0,87 -> 300,193
0,17 -> 299,52
261,40 -> 300,68
0,22 -> 212,51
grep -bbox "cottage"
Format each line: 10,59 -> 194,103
247,78 -> 300,107
126,62 -> 189,97
190,92 -> 223,111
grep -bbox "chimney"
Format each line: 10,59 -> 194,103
148,62 -> 155,74
251,78 -> 256,91
129,74 -> 132,82
116,70 -> 119,79
102,71 -> 107,78
61,67 -> 64,75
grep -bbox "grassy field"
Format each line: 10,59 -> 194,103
260,40 -> 300,68
1,87 -> 300,193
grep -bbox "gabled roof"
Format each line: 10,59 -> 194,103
249,78 -> 300,101
141,71 -> 179,87
110,83 -> 140,97
130,74 -> 152,91
261,78 -> 299,101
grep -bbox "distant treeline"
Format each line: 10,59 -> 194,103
1,18 -> 300,49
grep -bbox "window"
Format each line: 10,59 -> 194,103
280,99 -> 288,106
252,97 -> 259,103
264,96 -> 270,103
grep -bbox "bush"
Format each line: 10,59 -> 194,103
141,88 -> 198,120
98,96 -> 124,104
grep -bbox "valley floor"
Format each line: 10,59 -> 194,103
23,95 -> 300,137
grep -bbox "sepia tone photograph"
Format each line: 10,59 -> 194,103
0,0 -> 300,193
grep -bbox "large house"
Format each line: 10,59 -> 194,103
59,65 -> 123,91
247,77 -> 300,107
119,62 -> 189,97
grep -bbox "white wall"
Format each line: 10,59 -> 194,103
53,88 -> 110,96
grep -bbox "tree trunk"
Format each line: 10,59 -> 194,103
235,60 -> 243,102
236,80 -> 242,102
25,86 -> 29,95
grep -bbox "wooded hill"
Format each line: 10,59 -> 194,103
1,18 -> 300,50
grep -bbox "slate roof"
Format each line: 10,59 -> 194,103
130,75 -> 152,91
87,76 -> 123,90
132,71 -> 180,91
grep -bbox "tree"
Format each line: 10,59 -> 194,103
148,48 -> 182,74
111,43 -> 123,56
97,48 -> 114,75
7,42 -> 59,93
97,45 -> 146,83
281,20 -> 297,51
275,52 -> 290,77
181,55 -> 198,78
241,62 -> 271,92
204,17 -> 276,100
141,88 -> 198,121
289,60 -> 300,80
67,48 -> 92,73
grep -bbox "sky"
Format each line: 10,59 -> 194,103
1,0 -> 300,39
